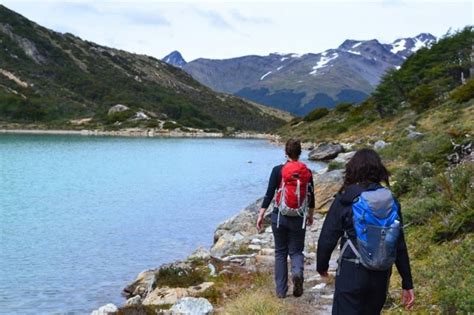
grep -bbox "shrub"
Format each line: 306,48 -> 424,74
450,78 -> 474,103
334,102 -> 353,113
155,265 -> 206,288
408,84 -> 437,112
304,108 -> 329,122
162,121 -> 181,130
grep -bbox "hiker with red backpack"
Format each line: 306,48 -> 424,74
256,138 -> 315,298
317,148 -> 414,314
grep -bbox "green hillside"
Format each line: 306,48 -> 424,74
280,27 -> 474,313
0,5 -> 291,132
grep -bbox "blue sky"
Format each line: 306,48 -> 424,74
2,0 -> 472,60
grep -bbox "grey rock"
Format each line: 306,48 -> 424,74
313,170 -> 344,212
125,295 -> 142,306
170,297 -> 213,315
108,104 -> 130,115
333,151 -> 356,164
132,111 -> 150,120
122,269 -> 158,298
374,140 -> 388,150
407,130 -> 424,140
309,143 -> 344,161
188,247 -> 211,261
91,303 -> 118,315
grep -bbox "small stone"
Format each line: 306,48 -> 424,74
374,140 -> 388,150
407,130 -> 424,140
311,283 -> 327,290
265,226 -> 272,233
248,244 -> 261,251
250,238 -> 263,244
321,294 -> 334,299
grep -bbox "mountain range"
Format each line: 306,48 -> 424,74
163,34 -> 436,115
0,5 -> 290,132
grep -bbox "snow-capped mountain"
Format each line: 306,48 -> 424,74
162,50 -> 187,68
163,33 -> 436,115
384,33 -> 436,59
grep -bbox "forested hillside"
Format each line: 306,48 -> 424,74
0,5 -> 290,132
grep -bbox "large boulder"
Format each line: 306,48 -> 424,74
108,104 -> 130,115
170,297 -> 213,315
313,170 -> 344,212
91,303 -> 118,315
122,269 -> 158,298
333,151 -> 356,164
143,282 -> 214,306
308,143 -> 344,161
211,198 -> 270,257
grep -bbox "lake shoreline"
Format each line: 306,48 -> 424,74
0,128 -> 280,141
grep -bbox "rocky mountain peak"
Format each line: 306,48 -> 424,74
162,50 -> 187,68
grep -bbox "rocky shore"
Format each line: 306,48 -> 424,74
91,143 -> 356,315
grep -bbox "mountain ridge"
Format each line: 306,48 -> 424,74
163,33 -> 436,115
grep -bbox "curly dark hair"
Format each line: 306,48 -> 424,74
285,138 -> 302,160
342,148 -> 390,190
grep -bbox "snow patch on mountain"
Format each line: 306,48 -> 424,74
390,39 -> 407,54
260,71 -> 272,80
309,53 -> 339,75
347,50 -> 361,55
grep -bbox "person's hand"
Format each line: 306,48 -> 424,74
318,271 -> 328,277
306,215 -> 314,226
401,289 -> 414,310
256,213 -> 265,231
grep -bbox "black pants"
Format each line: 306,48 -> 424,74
271,211 -> 306,297
333,260 -> 391,315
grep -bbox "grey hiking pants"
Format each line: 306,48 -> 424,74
271,210 -> 306,297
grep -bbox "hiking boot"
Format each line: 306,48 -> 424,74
276,292 -> 286,299
292,275 -> 304,297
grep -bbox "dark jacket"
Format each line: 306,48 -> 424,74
316,183 -> 414,290
261,163 -> 315,210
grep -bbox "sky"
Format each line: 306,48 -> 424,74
1,0 -> 472,61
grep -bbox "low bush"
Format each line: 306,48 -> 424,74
304,108 -> 329,122
450,78 -> 474,103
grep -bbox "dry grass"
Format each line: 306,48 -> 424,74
222,287 -> 292,315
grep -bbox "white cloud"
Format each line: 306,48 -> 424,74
1,1 -> 472,61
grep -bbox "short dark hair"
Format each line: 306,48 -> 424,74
285,138 -> 302,160
342,148 -> 390,190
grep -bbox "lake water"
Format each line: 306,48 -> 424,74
0,135 -> 324,314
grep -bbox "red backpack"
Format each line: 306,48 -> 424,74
275,161 -> 312,228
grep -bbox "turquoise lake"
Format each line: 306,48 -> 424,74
0,135 -> 323,314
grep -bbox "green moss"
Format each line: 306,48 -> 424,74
327,161 -> 345,171
117,304 -> 173,315
154,265 -> 206,288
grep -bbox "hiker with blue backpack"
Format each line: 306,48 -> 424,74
317,148 -> 414,314
257,138 -> 315,299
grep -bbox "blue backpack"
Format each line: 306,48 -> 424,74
339,187 -> 401,272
